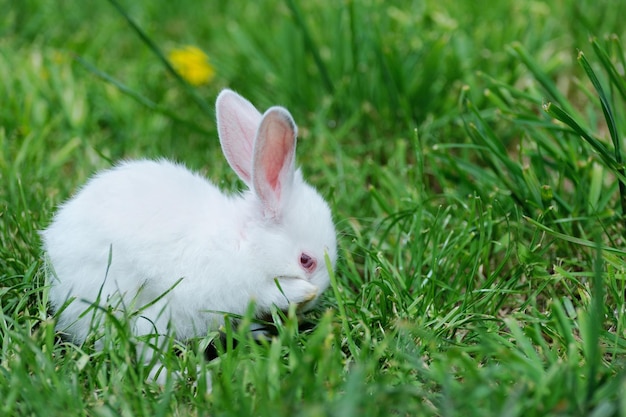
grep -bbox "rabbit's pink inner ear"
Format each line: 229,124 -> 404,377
253,108 -> 297,218
261,121 -> 294,190
216,90 -> 262,185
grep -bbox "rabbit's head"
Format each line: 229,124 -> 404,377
216,90 -> 337,316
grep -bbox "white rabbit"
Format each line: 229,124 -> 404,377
42,89 -> 337,377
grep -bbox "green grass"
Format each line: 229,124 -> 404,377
2,0 -> 626,415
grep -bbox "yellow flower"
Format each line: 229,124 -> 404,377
168,45 -> 215,86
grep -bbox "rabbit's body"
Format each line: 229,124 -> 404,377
42,90 -> 337,352
46,160 -> 246,342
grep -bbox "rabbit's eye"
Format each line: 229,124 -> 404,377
300,253 -> 317,273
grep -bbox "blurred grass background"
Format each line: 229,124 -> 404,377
2,0 -> 626,416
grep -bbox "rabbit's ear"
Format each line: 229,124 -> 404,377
216,89 -> 262,186
252,107 -> 297,219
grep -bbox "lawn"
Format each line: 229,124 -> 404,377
2,0 -> 626,416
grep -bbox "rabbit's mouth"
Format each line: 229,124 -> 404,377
273,276 -> 319,307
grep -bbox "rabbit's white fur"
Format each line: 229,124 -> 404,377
42,90 -> 337,352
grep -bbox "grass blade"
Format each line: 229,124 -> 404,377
543,102 -> 624,179
591,37 -> 626,103
585,40 -> 626,217
284,0 -> 334,94
524,216 -> 626,255
510,42 -> 583,121
104,0 -> 214,116
74,55 -> 212,136
462,93 -> 530,211
577,51 -> 620,162
584,236 -> 605,404
325,251 -> 358,358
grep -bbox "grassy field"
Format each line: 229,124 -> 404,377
2,0 -> 626,415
